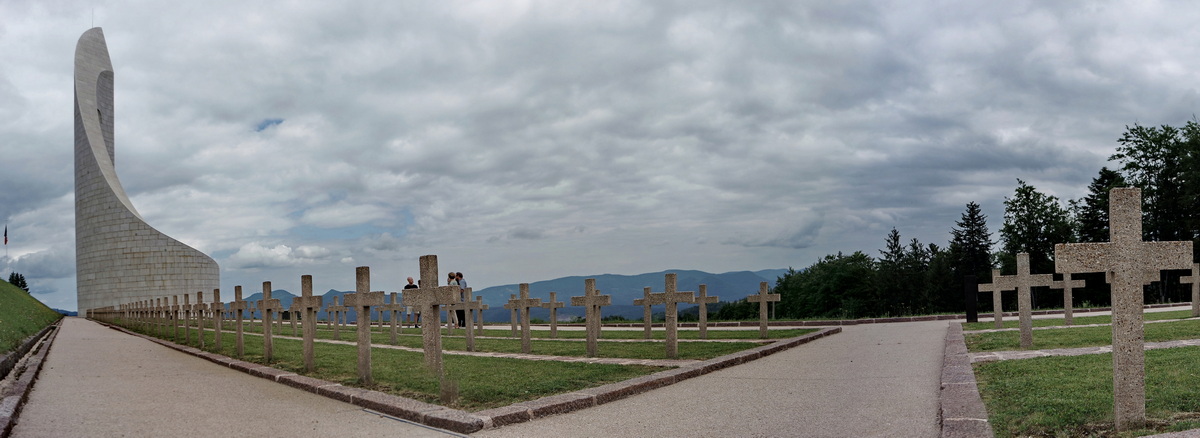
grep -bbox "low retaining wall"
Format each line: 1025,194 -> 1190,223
0,321 -> 61,438
95,321 -> 839,434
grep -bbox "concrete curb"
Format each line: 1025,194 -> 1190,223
939,322 -> 993,438
0,320 -> 62,438
94,320 -> 838,433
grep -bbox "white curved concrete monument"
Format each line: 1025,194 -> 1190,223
75,27 -> 219,313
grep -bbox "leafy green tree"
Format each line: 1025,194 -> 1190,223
1111,123 -> 1195,243
999,179 -> 1075,275
776,251 -> 879,319
7,272 -> 28,292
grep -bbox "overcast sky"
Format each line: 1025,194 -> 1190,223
3,1 -> 1199,311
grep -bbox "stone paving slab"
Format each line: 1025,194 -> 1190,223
969,338 -> 1200,363
13,318 -> 456,437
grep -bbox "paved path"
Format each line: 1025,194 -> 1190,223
474,319 -> 949,438
12,317 -> 458,437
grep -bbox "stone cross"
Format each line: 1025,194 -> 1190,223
183,293 -> 192,345
508,284 -> 543,354
325,296 -> 348,341
211,289 -> 223,351
193,291 -> 209,349
458,288 -> 483,352
540,292 -> 565,338
503,294 -> 519,337
288,301 -> 301,337
745,282 -> 781,339
695,284 -> 719,339
257,282 -> 282,362
381,292 -> 403,345
401,255 -> 460,373
474,297 -> 488,333
994,253 -> 1056,349
641,274 -> 695,359
570,278 -> 611,357
977,270 -> 1015,329
1180,263 -> 1200,318
633,287 -> 654,339
294,275 -> 324,373
229,286 -> 248,358
1052,274 -> 1086,326
344,267 -> 385,385
1054,187 -> 1193,431
172,295 -> 180,342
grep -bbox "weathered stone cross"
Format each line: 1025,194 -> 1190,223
1052,274 -> 1086,326
401,255 -> 460,373
229,285 -> 248,358
994,253 -> 1056,349
1055,187 -> 1193,431
325,296 -> 349,340
172,295 -> 180,342
977,270 -> 1015,329
695,284 -> 719,339
634,287 -> 654,339
194,291 -> 208,349
745,282 -> 781,339
182,293 -> 192,345
474,297 -> 488,333
288,301 -> 301,337
540,292 -> 565,338
640,274 -> 696,359
295,275 -> 324,373
381,292 -> 403,345
211,289 -> 223,351
570,278 -> 611,357
1179,263 -> 1200,317
344,266 -> 385,384
458,288 -> 483,352
257,282 -> 282,362
503,294 -> 519,337
508,284 -> 543,354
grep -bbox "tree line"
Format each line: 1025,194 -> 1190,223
763,121 -> 1200,319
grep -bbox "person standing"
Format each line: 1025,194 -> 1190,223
446,273 -> 459,329
404,277 -> 418,328
455,272 -> 468,327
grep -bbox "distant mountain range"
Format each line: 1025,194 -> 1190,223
237,268 -> 788,323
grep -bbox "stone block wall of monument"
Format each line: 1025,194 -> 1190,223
74,27 -> 219,313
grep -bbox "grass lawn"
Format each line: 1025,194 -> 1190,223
120,322 -> 662,411
964,318 -> 1200,352
178,320 -> 798,360
975,347 -> 1200,437
0,281 -> 62,354
962,310 -> 1195,332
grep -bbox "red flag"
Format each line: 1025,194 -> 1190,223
3,226 -> 6,245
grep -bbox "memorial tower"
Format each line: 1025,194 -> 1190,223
74,28 -> 219,313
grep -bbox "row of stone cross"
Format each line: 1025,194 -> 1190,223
979,187 -> 1194,431
88,254 -> 783,384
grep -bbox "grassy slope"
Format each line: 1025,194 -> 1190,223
0,279 -> 63,355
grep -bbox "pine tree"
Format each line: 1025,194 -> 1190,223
950,201 -> 993,281
7,272 -> 29,292
1074,167 -> 1127,243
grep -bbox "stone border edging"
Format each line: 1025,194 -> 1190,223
569,302 -> 1190,329
93,320 -> 839,433
939,322 -> 993,438
0,321 -> 58,383
0,320 -> 61,438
